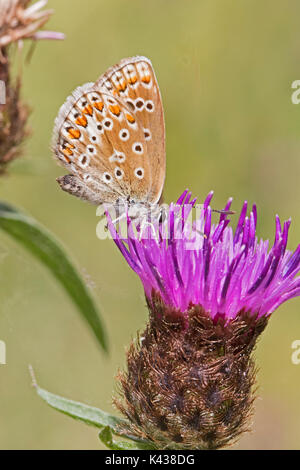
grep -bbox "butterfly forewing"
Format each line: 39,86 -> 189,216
53,56 -> 165,205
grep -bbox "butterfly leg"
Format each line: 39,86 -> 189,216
110,212 -> 127,225
99,202 -> 128,234
138,219 -> 159,242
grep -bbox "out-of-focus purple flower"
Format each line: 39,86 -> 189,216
108,190 -> 300,323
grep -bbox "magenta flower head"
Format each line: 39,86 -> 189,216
107,190 -> 300,450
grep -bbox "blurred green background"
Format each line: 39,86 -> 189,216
1,0 -> 300,449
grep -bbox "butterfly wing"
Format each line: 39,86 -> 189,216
52,56 -> 165,205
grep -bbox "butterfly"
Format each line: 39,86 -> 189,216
52,56 -> 166,210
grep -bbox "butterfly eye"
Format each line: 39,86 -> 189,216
134,167 -> 144,179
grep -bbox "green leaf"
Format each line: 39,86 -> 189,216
99,427 -> 155,450
32,373 -> 155,449
0,202 -> 108,352
35,382 -> 124,431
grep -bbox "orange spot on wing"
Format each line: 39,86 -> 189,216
117,82 -> 127,92
94,101 -> 104,112
75,115 -> 88,127
109,104 -> 121,116
63,147 -> 73,157
68,128 -> 81,139
82,104 -> 93,116
142,76 -> 151,84
128,76 -> 137,85
126,113 -> 135,124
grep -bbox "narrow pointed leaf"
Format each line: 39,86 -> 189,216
33,378 -> 153,447
36,384 -> 124,430
0,202 -> 108,352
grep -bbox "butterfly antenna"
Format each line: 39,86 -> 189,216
212,208 -> 235,216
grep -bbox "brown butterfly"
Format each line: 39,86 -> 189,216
52,56 -> 166,208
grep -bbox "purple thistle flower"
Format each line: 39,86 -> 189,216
108,190 -> 300,323
110,191 -> 300,449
